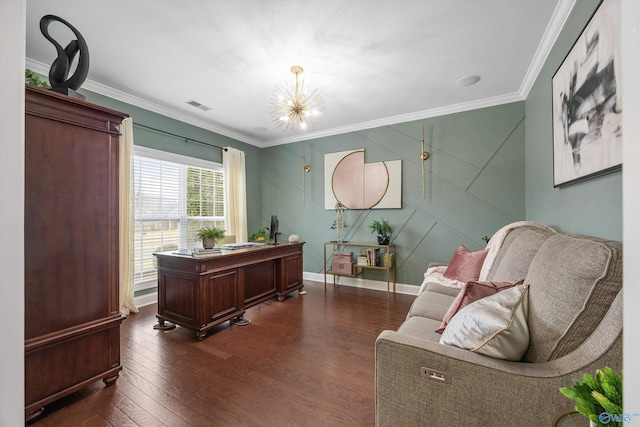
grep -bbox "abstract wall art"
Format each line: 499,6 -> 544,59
324,149 -> 402,209
552,0 -> 622,187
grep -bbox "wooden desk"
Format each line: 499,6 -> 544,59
154,242 -> 304,339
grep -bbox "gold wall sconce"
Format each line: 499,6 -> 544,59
421,125 -> 431,198
302,145 -> 311,201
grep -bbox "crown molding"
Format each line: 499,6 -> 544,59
260,92 -> 525,147
25,58 -> 262,147
519,0 -> 576,98
26,54 -> 532,149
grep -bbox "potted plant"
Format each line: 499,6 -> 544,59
195,225 -> 225,249
559,367 -> 623,427
369,218 -> 392,245
249,227 -> 269,242
25,69 -> 50,88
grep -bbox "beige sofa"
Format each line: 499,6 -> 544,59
375,222 -> 622,427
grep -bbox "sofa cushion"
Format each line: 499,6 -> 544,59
439,285 -> 530,361
436,279 -> 524,333
486,227 -> 554,282
523,235 -> 623,363
407,286 -> 456,321
397,316 -> 445,343
443,244 -> 489,282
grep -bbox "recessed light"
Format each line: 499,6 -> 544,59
254,127 -> 268,132
456,74 -> 481,87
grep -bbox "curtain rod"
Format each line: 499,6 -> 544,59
133,122 -> 227,152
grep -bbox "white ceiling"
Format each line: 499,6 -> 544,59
25,0 -> 573,148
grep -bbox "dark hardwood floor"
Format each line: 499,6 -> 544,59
30,281 -> 414,426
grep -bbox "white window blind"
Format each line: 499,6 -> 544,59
132,146 -> 224,292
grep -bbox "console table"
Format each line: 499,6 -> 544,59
323,242 -> 396,294
154,242 -> 304,339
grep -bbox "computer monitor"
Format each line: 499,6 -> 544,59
269,215 -> 279,244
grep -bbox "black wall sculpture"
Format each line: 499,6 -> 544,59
40,15 -> 90,100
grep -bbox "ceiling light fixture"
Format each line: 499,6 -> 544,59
271,66 -> 323,132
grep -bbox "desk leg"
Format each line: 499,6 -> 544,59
153,317 -> 176,331
232,316 -> 250,326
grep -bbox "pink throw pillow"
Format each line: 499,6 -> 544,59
436,279 -> 524,333
443,244 -> 489,283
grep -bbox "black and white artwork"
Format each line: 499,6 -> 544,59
552,0 -> 622,187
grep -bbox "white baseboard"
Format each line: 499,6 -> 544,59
133,272 -> 419,309
303,272 -> 420,296
134,292 -> 158,308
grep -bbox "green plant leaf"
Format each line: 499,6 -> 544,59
25,69 -> 51,88
592,391 -> 622,415
583,374 -> 602,394
560,367 -> 623,426
559,387 -> 576,400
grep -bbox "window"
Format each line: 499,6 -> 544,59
132,146 -> 224,291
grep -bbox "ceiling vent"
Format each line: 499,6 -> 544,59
185,99 -> 212,111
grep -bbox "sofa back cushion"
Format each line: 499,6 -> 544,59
523,234 -> 622,363
487,227 -> 555,282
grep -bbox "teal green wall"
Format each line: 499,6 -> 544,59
81,84 -> 528,290
262,102 -> 526,287
525,0 -> 622,241
81,91 -> 264,234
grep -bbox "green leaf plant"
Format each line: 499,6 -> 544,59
560,367 -> 623,427
369,218 -> 392,238
195,226 -> 225,243
25,69 -> 51,88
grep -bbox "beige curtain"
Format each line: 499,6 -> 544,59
223,147 -> 248,242
119,118 -> 138,316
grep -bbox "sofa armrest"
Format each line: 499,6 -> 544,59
375,293 -> 622,427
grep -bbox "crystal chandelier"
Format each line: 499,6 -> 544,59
271,66 -> 324,131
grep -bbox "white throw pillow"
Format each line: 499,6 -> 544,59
439,285 -> 530,361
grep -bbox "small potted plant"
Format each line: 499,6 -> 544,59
25,69 -> 50,88
559,367 -> 623,427
195,226 -> 225,249
369,218 -> 392,245
249,227 -> 269,242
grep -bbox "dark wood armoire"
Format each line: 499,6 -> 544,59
24,85 -> 127,420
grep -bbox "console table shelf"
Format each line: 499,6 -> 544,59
323,242 -> 396,294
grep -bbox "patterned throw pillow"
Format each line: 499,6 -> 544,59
439,285 -> 530,361
436,279 -> 524,333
